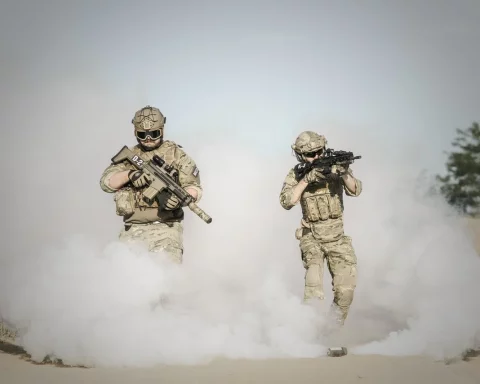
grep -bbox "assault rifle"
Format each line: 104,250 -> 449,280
111,146 -> 212,224
294,148 -> 361,181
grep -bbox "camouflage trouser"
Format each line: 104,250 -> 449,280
299,231 -> 357,325
119,221 -> 184,264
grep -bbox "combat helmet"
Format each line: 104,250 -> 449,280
132,105 -> 166,150
291,131 -> 327,161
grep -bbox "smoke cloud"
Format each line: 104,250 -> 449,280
1,78 -> 479,368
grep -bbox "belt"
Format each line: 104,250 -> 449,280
125,220 -> 162,226
124,220 -> 174,230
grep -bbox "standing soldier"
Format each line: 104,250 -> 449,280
99,105 -> 203,264
279,131 -> 362,329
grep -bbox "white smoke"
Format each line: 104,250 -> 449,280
1,79 -> 480,368
344,170 -> 480,360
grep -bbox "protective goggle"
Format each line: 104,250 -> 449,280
135,129 -> 162,140
303,149 -> 324,158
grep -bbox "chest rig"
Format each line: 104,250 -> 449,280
300,178 -> 344,223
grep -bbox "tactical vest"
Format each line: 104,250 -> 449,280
113,141 -> 183,223
300,178 -> 345,242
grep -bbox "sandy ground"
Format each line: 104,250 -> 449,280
1,345 -> 480,384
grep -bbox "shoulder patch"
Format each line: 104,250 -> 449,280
192,166 -> 199,177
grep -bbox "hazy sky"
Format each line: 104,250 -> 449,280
2,0 -> 479,172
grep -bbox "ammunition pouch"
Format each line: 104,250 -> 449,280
300,189 -> 345,242
114,188 -> 135,216
327,194 -> 343,219
301,192 -> 343,222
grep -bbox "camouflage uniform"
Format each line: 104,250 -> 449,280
100,106 -> 202,264
279,131 -> 362,325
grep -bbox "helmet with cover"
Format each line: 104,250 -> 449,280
291,131 -> 327,161
132,105 -> 166,150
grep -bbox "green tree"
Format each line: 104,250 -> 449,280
436,122 -> 480,216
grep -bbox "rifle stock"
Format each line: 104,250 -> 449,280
111,145 -> 131,164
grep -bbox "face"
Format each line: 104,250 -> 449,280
302,148 -> 324,163
135,129 -> 162,149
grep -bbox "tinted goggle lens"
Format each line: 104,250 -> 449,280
136,129 -> 161,140
303,149 -> 323,158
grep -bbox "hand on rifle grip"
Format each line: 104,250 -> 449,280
304,168 -> 326,184
128,170 -> 151,188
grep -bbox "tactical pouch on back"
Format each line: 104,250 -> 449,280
114,188 -> 135,216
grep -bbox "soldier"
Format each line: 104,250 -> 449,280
99,105 -> 203,264
279,131 -> 362,327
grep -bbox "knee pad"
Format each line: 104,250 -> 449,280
335,286 -> 355,308
305,264 -> 323,287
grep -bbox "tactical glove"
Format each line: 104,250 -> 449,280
128,170 -> 151,188
304,168 -> 326,184
335,164 -> 349,176
164,193 -> 181,210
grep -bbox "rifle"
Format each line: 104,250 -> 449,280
294,148 -> 361,181
111,145 -> 212,224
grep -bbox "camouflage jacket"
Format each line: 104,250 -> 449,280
100,140 -> 202,224
279,167 -> 362,242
